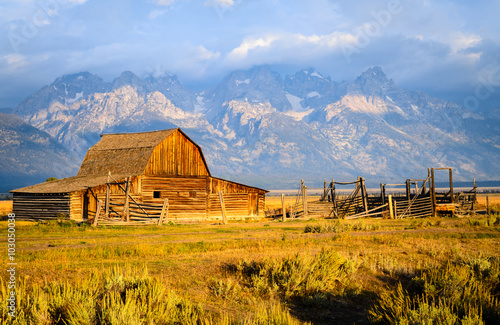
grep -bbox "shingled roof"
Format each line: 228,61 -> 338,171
77,128 -> 210,177
10,174 -> 128,194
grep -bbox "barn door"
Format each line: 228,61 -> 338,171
83,190 -> 90,220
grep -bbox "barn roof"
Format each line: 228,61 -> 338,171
10,174 -> 128,194
77,128 -> 211,177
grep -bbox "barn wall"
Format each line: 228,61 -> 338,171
69,191 -> 84,221
13,193 -> 70,219
144,130 -> 209,177
207,178 -> 266,218
140,175 -> 208,220
85,177 -> 140,220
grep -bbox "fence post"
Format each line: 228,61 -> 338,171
430,168 -> 437,217
219,191 -> 228,224
380,183 -> 385,205
323,180 -> 327,202
281,193 -> 286,222
449,168 -> 454,203
124,177 -> 130,222
486,196 -> 490,215
105,171 -> 110,219
394,200 -> 398,219
388,195 -> 394,219
360,177 -> 369,213
159,198 -> 169,225
302,185 -> 308,218
93,200 -> 102,226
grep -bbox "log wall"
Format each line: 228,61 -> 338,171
13,193 -> 70,219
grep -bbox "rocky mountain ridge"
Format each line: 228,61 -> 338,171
8,66 -> 500,190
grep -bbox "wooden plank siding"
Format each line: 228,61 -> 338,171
13,193 -> 70,219
69,191 -> 84,221
141,176 -> 208,219
144,130 -> 209,177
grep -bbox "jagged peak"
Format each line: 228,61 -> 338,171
356,66 -> 390,84
112,71 -> 143,90
53,71 -> 101,84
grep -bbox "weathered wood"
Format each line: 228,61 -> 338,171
449,168 -> 454,203
431,168 -> 437,217
394,199 -> 398,219
93,200 -> 102,226
486,196 -> 490,215
388,195 -> 394,219
124,177 -> 130,222
144,129 -> 210,177
405,179 -> 411,201
345,203 -> 389,219
360,177 -> 369,213
158,198 -> 169,224
219,191 -> 228,224
105,172 -> 110,219
322,180 -> 327,202
302,185 -> 308,218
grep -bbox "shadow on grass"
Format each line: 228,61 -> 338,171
288,289 -> 377,325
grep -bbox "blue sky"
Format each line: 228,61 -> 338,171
1,0 -> 499,111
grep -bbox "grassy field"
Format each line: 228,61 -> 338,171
0,196 -> 499,324
0,201 -> 12,216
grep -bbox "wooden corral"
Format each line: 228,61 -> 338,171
268,167 -> 477,220
11,129 -> 267,224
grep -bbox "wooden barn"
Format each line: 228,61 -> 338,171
11,129 -> 267,224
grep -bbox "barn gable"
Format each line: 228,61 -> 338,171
77,129 -> 210,177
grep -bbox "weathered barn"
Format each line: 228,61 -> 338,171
11,129 -> 267,223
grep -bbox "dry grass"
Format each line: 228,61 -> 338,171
0,200 -> 12,216
476,193 -> 500,211
1,212 -> 499,324
265,195 -> 322,210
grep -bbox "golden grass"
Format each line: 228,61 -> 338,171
0,213 -> 499,323
265,195 -> 322,210
476,193 -> 500,209
0,200 -> 12,216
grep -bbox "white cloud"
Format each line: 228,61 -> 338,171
196,45 -> 220,61
228,36 -> 278,59
1,54 -> 27,70
226,31 -> 357,64
449,32 -> 482,54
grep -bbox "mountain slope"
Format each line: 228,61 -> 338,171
0,113 -> 80,192
6,66 -> 500,189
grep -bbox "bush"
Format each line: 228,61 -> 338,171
224,249 -> 358,302
304,220 -> 380,234
0,266 -> 205,325
368,258 -> 500,324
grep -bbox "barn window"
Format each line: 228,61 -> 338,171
153,191 -> 161,198
189,191 -> 197,198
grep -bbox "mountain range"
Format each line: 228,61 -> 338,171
4,66 -> 500,191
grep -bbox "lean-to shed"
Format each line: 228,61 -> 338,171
11,129 -> 267,223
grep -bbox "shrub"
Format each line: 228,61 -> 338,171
225,249 -> 358,302
368,258 -> 500,324
0,266 -> 205,325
